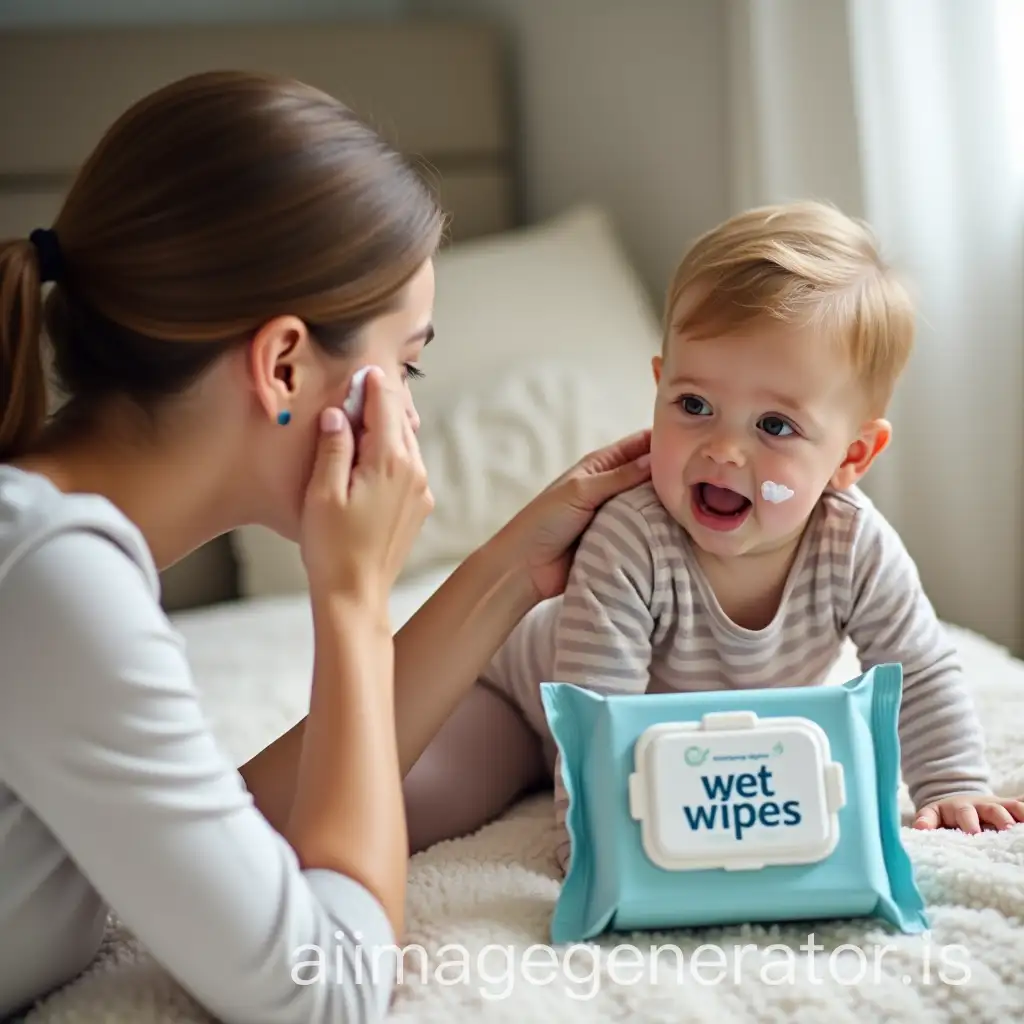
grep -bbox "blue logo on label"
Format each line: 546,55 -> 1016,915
684,745 -> 709,766
681,766 -> 802,840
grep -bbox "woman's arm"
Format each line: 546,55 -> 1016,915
239,535 -> 536,827
393,428 -> 652,772
391,536 -> 538,775
284,591 -> 407,935
1,531 -> 399,1024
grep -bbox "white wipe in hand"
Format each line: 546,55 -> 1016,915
341,365 -> 374,433
761,480 -> 794,503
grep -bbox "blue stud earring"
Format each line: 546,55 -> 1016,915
277,410 -> 291,426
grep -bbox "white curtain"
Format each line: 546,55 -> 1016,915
728,0 -> 1024,653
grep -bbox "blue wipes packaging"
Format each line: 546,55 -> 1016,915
539,664 -> 928,945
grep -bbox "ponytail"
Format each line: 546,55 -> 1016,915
0,236 -> 48,461
3,73 -> 444,451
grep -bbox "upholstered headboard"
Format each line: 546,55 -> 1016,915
0,21 -> 517,611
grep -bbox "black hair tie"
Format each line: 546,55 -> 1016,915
29,227 -> 64,284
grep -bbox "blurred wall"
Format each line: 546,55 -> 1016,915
0,0 -> 731,302
0,0 -> 400,26
414,0 -> 732,302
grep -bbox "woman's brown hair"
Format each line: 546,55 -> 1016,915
0,70 -> 445,460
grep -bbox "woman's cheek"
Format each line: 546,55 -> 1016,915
405,388 -> 421,432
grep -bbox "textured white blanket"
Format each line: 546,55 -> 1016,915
20,593 -> 1024,1024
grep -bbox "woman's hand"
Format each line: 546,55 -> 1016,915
299,367 -> 433,612
496,428 -> 653,602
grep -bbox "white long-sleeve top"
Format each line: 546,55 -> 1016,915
0,465 -> 395,1023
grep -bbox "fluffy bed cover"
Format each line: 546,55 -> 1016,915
19,578 -> 1024,1024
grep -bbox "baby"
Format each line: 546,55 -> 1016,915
481,200 -> 1024,873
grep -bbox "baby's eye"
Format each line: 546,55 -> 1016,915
758,414 -> 795,437
678,395 -> 711,416
403,363 -> 425,382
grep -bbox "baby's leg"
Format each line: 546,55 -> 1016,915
403,682 -> 548,854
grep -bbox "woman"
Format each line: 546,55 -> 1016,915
0,71 -> 651,1023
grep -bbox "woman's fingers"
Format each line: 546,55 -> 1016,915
305,407 -> 354,505
399,399 -> 434,519
574,428 -> 652,477
551,429 -> 653,513
299,408 -> 356,594
582,449 -> 652,507
400,403 -> 422,465
357,366 -> 407,468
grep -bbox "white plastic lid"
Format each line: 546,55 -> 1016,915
627,711 -> 845,871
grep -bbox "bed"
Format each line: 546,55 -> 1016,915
21,589 -> 1024,1024
3,19 -> 1024,1024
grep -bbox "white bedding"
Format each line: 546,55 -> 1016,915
21,570 -> 1024,1024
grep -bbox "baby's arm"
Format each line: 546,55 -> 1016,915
843,504 -> 999,824
549,496 -> 659,871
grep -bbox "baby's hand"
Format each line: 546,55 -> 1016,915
913,794 -> 1024,834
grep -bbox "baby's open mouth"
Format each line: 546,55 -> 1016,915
694,483 -> 752,520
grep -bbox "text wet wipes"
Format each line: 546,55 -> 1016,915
540,664 -> 928,944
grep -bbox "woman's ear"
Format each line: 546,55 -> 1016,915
831,418 -> 892,490
248,316 -> 313,423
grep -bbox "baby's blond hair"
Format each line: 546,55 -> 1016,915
665,201 -> 915,415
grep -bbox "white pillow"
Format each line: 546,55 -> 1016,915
234,204 -> 663,598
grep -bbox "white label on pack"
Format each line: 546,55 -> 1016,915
628,712 -> 845,871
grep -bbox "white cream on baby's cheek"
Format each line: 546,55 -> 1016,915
761,480 -> 795,504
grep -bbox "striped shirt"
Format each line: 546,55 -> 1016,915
481,481 -> 990,870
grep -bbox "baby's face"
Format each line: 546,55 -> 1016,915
650,310 -> 874,559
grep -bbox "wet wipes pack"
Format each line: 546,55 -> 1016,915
540,665 -> 929,945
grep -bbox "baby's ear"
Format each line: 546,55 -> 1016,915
651,355 -> 662,385
831,419 -> 892,490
